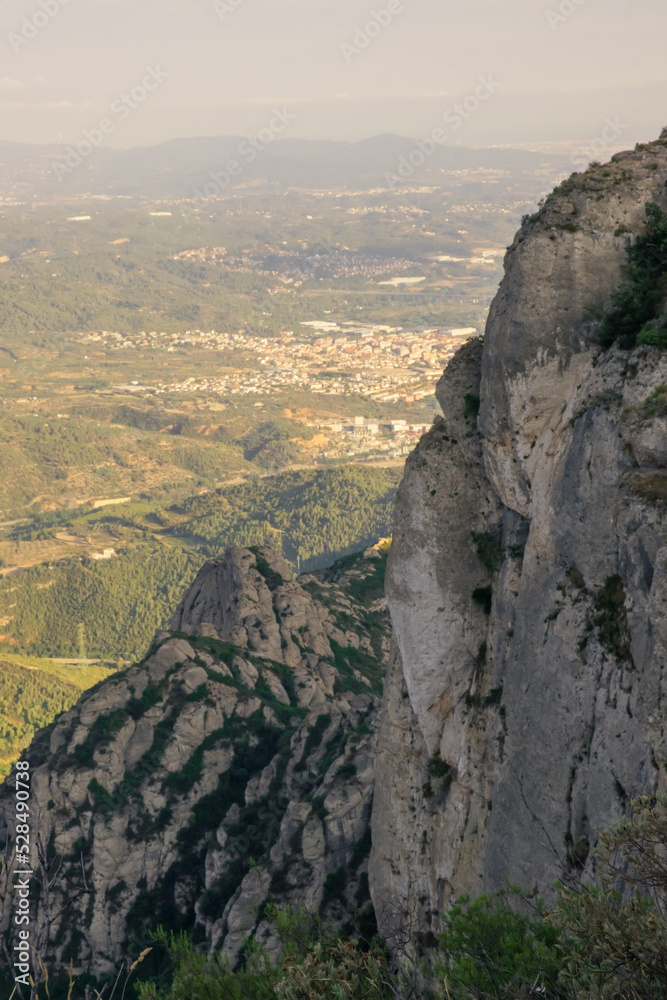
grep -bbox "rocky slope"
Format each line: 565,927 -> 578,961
0,545 -> 389,980
370,137 -> 667,950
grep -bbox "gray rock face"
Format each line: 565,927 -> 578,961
0,547 -> 389,978
371,139 -> 667,949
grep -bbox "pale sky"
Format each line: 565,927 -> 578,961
0,0 -> 665,148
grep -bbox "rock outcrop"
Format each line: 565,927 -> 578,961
0,547 -> 389,978
370,138 -> 667,949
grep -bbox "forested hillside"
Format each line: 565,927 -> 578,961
0,656 -> 112,775
168,465 -> 398,565
0,466 -> 398,661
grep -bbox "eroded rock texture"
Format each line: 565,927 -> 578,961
370,139 -> 667,949
0,547 -> 389,977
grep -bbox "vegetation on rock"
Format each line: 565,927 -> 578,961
126,793 -> 667,1000
598,201 -> 667,349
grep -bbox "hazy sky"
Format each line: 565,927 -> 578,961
0,0 -> 665,149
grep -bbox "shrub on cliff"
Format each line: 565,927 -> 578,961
598,201 -> 667,350
435,892 -> 565,999
135,928 -> 277,1000
135,906 -> 396,1000
129,798 -> 667,1000
554,793 -> 667,1000
431,795 -> 667,999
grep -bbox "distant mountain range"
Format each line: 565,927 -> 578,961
0,133 -> 576,202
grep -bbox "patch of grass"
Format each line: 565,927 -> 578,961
329,639 -> 383,696
127,682 -> 163,719
186,683 -> 209,703
337,761 -> 357,780
643,384 -> 667,417
87,777 -> 116,815
104,879 -> 127,914
191,634 -> 239,663
317,729 -> 348,776
343,554 -> 387,609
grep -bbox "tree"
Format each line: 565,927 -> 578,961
555,793 -> 667,999
435,892 -> 565,1000
599,202 -> 667,349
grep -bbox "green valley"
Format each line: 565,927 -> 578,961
0,465 -> 399,662
0,654 -> 113,775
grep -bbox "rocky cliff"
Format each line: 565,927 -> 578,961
370,137 -> 667,949
0,545 -> 389,980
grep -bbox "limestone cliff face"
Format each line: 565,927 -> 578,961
370,139 -> 667,948
0,547 -> 388,977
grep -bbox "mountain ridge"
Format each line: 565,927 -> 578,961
0,134 -> 573,200
0,544 -> 389,987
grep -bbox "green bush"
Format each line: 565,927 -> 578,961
472,532 -> 505,574
464,394 -> 481,420
135,927 -> 277,1000
436,892 -> 565,999
598,202 -> 667,349
252,550 -> 285,588
275,940 -> 391,1000
637,321 -> 667,347
135,907 -> 392,1000
73,709 -> 126,767
554,793 -> 667,1000
643,383 -> 667,416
